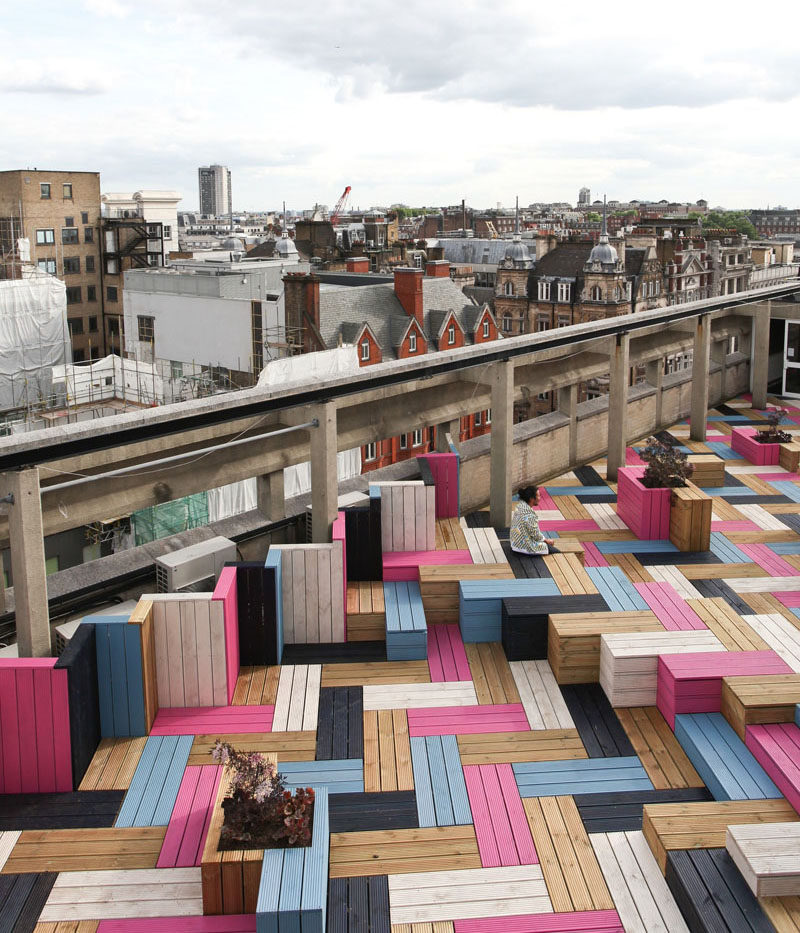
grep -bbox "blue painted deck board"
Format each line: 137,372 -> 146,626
767,542 -> 800,555
699,486 -> 762,496
709,532 -> 750,564
706,442 -> 741,460
595,540 -> 677,554
513,755 -> 653,797
279,759 -> 364,795
587,566 -> 649,612
459,578 -> 560,642
769,481 -> 800,503
411,735 -> 470,828
115,734 -> 192,827
546,486 -> 614,496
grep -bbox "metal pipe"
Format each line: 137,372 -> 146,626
44,419 -> 318,493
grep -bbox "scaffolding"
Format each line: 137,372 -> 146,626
130,494 -> 210,547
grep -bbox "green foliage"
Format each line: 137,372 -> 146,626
704,210 -> 757,238
586,212 -> 602,222
639,437 -> 694,489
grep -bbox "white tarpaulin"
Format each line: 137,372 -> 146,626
52,354 -> 164,407
0,273 -> 69,413
207,347 -> 363,521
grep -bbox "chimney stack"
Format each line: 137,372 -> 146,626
393,267 -> 424,326
425,260 -> 450,278
283,272 -> 322,353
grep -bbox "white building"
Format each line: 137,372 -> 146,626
102,190 -> 182,260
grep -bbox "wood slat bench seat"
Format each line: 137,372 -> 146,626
510,659 -> 575,731
464,642 -> 520,705
599,630 -> 725,708
383,551 -> 472,584
435,517 -> 469,551
363,681 -> 477,711
721,674 -> 800,739
456,729 -> 587,766
688,454 -> 726,487
574,787 -> 713,834
458,579 -> 560,644
616,707 -> 703,790
503,595 -> 610,662
746,722 -> 800,813
411,735 -> 471,828
315,686 -> 363,761
513,756 -> 653,798
641,798 -> 799,874
115,735 -> 193,828
420,564 -> 513,625
460,525 -> 508,565
346,583 -> 386,642
552,538 -> 587,563
548,612 -> 663,685
384,582 -> 428,661
524,796 -> 613,914
544,553 -> 598,595
272,663 -> 321,732
150,705 -> 273,736
727,821 -> 800,897
330,826 -> 481,878
230,666 -> 279,705
463,763 -> 536,867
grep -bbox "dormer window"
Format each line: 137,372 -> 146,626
447,323 -> 456,345
482,319 -> 490,338
557,283 -> 571,302
504,281 -> 514,296
361,339 -> 370,361
590,286 -> 602,301
538,282 -> 551,301
408,331 -> 417,353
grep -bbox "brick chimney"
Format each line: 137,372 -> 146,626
283,272 -> 322,353
346,257 -> 369,273
425,260 -> 450,278
394,267 -> 424,326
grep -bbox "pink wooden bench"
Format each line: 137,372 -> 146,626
418,452 -> 459,518
739,543 -> 799,577
383,549 -> 472,582
617,467 -> 671,540
98,917 -> 257,932
746,723 -> 800,813
427,624 -> 471,682
0,658 -> 72,793
150,705 -> 274,736
332,511 -> 347,633
212,567 -> 240,705
634,582 -> 705,630
731,427 -> 780,465
407,703 -> 530,736
454,911 -> 624,932
657,650 -> 792,729
582,542 -> 609,567
464,763 -> 537,867
158,765 -> 222,867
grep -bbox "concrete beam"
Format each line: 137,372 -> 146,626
690,314 -> 712,441
489,360 -> 514,528
751,300 -> 771,410
607,333 -> 630,482
310,402 -> 338,543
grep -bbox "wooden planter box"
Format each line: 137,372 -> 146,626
687,454 -> 725,487
669,483 -> 712,552
780,442 -> 800,473
617,467 -> 671,540
731,427 -> 781,466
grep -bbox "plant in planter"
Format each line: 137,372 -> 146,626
638,437 -> 694,489
754,408 -> 791,444
212,740 -> 314,850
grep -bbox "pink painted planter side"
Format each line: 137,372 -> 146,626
150,705 -> 274,736
616,468 -> 671,540
746,722 -> 800,813
454,911 -> 624,933
98,917 -> 257,932
419,452 -> 459,518
383,549 -> 472,582
212,566 -> 239,705
332,510 -> 347,634
731,426 -> 780,465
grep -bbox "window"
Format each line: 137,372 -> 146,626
68,317 -> 84,335
36,228 -> 55,245
65,286 -> 81,304
408,331 -> 417,353
537,318 -> 549,331
64,216 -> 74,228
109,317 -> 120,336
85,255 -> 95,272
37,258 -> 56,274
72,348 -> 85,362
474,411 -> 482,426
63,256 -> 80,274
447,323 -> 456,345
590,285 -> 602,301
81,211 -> 89,225
63,183 -> 73,199
163,225 -> 172,239
137,315 -> 154,342
538,281 -> 551,301
504,281 -> 514,296
412,429 -> 423,447
106,258 -> 119,274
486,408 -> 492,424
399,434 -> 407,450
361,339 -> 370,361
537,392 -> 548,401
85,316 -> 98,334
62,227 -> 79,245
171,360 -> 183,380
557,316 -> 570,327
40,183 -> 51,199
87,285 -> 96,302
365,442 -> 377,461
557,282 -> 571,302
83,226 -> 94,243
729,335 -> 739,354
482,319 -> 490,338
106,286 -> 118,302
502,314 -> 512,333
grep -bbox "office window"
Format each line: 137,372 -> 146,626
40,183 -> 51,199
64,216 -> 74,228
36,228 -> 55,245
171,360 -> 183,380
81,211 -> 89,224
62,227 -> 79,245
109,317 -> 120,336
106,258 -> 119,274
84,226 -> 94,243
68,317 -> 84,335
106,286 -> 118,301
63,256 -> 80,274
364,442 -> 377,461
412,428 -> 423,447
361,340 -> 370,361
63,183 -> 73,199
65,286 -> 81,304
88,316 -> 98,333
502,314 -> 512,333
87,285 -> 96,302
447,323 -> 456,345
408,332 -> 417,353
537,318 -> 549,331
163,225 -> 172,239
399,434 -> 407,450
85,255 -> 95,272
137,314 -> 154,342
482,319 -> 490,338
538,281 -> 551,301
557,282 -> 571,302
504,281 -> 514,296
37,258 -> 56,274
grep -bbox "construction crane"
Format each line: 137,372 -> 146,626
330,186 -> 351,226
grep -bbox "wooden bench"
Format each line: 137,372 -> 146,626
157,765 -> 221,868
465,642 -> 520,705
503,594 -> 610,662
670,483 -> 712,552
458,578 -> 560,643
599,630 -> 725,708
383,581 -> 428,661
674,712 -> 781,801
720,674 -> 800,740
435,516 -> 469,550
553,538 -> 586,564
372,481 -> 436,553
464,762 -> 536,867
548,611 -> 663,685
727,821 -> 800,897
657,650 -> 791,728
585,566 -> 650,612
420,563 -> 513,625
410,734 -> 471,828
383,549 -> 472,582
231,666 -> 279,706
513,756 -> 653,798
747,722 -> 800,813
115,735 -> 193,827
345,582 -> 385,641
150,705 -> 274,736
688,454 -> 726,486
575,787 -> 712,834
781,441 -> 800,472
461,524 -> 508,564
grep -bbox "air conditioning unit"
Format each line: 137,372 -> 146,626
54,599 -> 140,655
154,536 -> 237,593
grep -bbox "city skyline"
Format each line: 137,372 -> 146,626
2,1 -> 799,210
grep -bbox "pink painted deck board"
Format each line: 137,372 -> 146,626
464,763 -> 537,867
739,543 -> 799,577
212,566 -> 240,705
746,722 -> 800,813
454,911 -> 624,932
634,582 -> 705,630
582,542 -> 609,567
656,650 -> 791,729
757,473 -> 800,483
332,510 -> 347,633
407,703 -> 529,736
427,624 -> 471,682
383,549 -> 472,581
158,765 -> 222,868
98,917 -> 257,932
540,520 -> 599,532
150,705 -> 274,736
776,592 -> 800,608
711,521 -> 760,532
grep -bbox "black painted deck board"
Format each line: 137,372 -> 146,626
328,790 -> 418,833
282,642 -> 387,664
328,875 -> 390,933
637,551 -> 721,566
721,495 -> 789,505
774,513 -> 800,535
317,686 -> 364,761
690,579 -> 755,616
574,787 -> 712,833
575,493 -> 618,504
0,790 -> 124,830
0,872 -> 57,933
500,541 -> 552,579
573,465 -> 607,486
560,683 -> 635,758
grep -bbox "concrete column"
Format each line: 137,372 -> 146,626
6,468 -> 50,657
646,358 -> 664,430
607,333 -> 630,482
751,301 -> 771,410
489,360 -> 514,528
256,469 -> 285,523
310,402 -> 338,543
711,338 -> 728,402
557,384 -> 578,466
690,314 -> 711,441
436,419 -> 460,452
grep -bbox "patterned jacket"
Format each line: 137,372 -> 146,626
510,500 -> 548,555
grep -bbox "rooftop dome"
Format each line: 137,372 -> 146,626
221,237 -> 245,251
274,235 -> 299,258
587,237 -> 618,266
504,237 -> 533,265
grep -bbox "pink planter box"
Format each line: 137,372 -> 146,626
382,549 -> 472,581
616,467 -> 671,540
746,722 -> 800,813
730,426 -> 780,465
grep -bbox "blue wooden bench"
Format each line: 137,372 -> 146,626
458,579 -> 559,643
383,581 -> 427,661
115,734 -> 193,827
674,713 -> 781,801
257,786 -> 329,933
410,734 -> 471,828
587,567 -> 650,612
278,759 -> 364,795
512,756 -> 653,797
595,540 -> 677,554
88,614 -> 147,738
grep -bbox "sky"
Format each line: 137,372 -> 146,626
2,0 -> 799,213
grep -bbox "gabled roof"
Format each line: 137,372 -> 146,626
532,244 -> 593,279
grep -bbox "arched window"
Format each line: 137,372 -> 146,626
590,286 -> 602,301
504,281 -> 514,296
502,314 -> 512,333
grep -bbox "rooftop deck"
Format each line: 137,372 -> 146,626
7,396 -> 800,930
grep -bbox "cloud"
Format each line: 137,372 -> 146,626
0,61 -> 107,95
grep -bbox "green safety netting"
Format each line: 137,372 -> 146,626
131,492 -> 209,546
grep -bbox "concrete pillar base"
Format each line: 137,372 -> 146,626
310,402 -> 338,543
489,361 -> 514,528
607,333 -> 631,482
690,314 -> 711,442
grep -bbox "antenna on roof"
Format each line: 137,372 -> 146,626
282,201 -> 287,237
601,194 -> 608,238
515,196 -> 520,237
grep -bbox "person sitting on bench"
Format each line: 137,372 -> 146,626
510,486 -> 558,555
